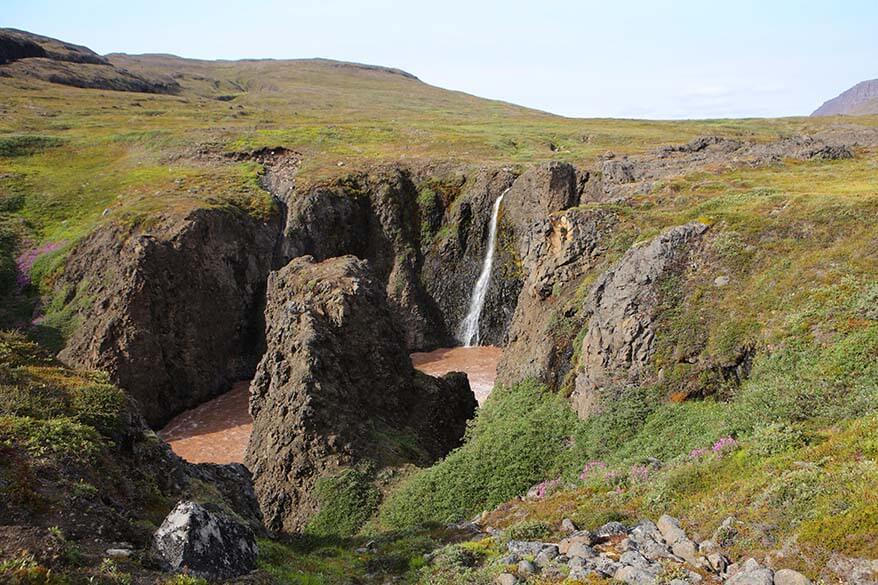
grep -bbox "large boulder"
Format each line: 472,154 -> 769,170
244,255 -> 476,533
153,501 -> 257,580
570,222 -> 708,418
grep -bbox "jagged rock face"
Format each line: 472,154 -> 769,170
570,222 -> 708,418
278,170 -> 449,349
497,208 -> 618,388
56,207 -> 281,427
153,501 -> 258,580
421,168 -> 518,345
423,163 -> 582,346
244,255 -> 476,533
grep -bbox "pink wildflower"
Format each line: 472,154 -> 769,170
629,465 -> 651,483
711,436 -> 738,455
579,460 -> 607,481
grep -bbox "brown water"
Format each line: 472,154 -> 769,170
159,381 -> 252,464
160,346 -> 501,463
410,345 -> 502,405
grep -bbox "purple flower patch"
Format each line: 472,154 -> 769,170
711,436 -> 738,455
15,241 -> 64,290
579,460 -> 607,481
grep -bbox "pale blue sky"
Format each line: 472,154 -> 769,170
4,0 -> 876,119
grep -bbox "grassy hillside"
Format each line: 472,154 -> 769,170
2,53 -> 876,246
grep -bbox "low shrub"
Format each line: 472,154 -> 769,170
305,467 -> 380,537
379,380 -> 577,528
505,520 -> 551,541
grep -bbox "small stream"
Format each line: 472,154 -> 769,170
160,346 -> 502,464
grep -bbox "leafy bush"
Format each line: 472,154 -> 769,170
747,423 -> 807,457
734,330 -> 878,427
505,520 -> 551,541
0,554 -> 68,585
379,380 -> 577,528
569,385 -> 661,462
305,467 -> 380,537
0,134 -> 64,157
163,576 -> 208,585
606,400 -> 733,464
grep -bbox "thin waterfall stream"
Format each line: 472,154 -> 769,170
458,188 -> 508,346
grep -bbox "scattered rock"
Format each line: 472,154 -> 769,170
657,514 -> 688,546
713,516 -> 740,547
152,501 -> 257,580
507,541 -> 545,557
726,558 -> 774,585
560,518 -> 577,533
707,551 -> 729,573
714,275 -> 730,287
595,520 -> 629,539
496,574 -> 517,585
671,538 -> 700,566
566,541 -> 596,560
615,564 -> 659,585
774,568 -> 812,585
559,531 -> 596,553
517,559 -> 536,577
825,554 -> 878,585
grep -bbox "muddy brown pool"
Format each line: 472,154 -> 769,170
160,346 -> 501,463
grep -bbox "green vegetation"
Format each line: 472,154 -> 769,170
0,554 -> 68,585
305,467 -> 381,537
380,380 -> 578,528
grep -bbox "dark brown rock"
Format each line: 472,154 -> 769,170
244,255 -> 476,533
56,207 -> 281,427
278,169 -> 452,349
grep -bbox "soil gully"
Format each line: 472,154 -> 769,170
160,347 -> 502,464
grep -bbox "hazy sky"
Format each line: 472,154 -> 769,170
4,0 -> 877,119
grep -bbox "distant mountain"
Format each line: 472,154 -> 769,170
812,79 -> 878,116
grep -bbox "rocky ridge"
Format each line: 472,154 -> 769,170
812,79 -> 878,116
0,28 -> 180,93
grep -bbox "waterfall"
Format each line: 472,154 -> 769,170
458,188 -> 508,347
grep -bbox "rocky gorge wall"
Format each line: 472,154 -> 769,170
44,130 -> 867,543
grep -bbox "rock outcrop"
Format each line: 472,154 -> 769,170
56,207 -> 281,427
153,501 -> 258,580
244,255 -> 476,533
584,135 -> 855,202
570,222 -> 708,418
420,168 -> 518,345
278,169 -> 449,349
497,207 -> 617,387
